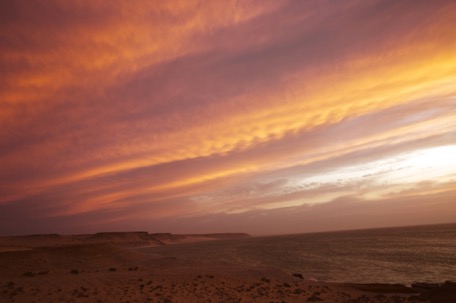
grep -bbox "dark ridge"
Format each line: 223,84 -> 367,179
347,283 -> 419,294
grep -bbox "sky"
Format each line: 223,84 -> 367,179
1,0 -> 456,236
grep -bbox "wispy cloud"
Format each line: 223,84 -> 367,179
1,0 -> 456,235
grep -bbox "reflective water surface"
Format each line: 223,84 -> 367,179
142,223 -> 456,284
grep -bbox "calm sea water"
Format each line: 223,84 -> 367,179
142,223 -> 456,284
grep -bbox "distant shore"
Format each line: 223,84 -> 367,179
0,232 -> 454,303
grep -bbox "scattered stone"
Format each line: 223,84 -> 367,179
408,295 -> 422,301
257,287 -> 268,296
292,273 -> 304,279
307,294 -> 323,302
390,295 -> 403,303
10,287 -> 24,296
294,288 -> 304,295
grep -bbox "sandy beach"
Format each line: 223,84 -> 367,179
0,232 -> 454,303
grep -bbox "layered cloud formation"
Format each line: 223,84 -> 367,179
1,0 -> 456,235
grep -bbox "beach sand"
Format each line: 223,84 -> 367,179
0,233 -> 454,303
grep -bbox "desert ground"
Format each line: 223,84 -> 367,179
0,232 -> 454,303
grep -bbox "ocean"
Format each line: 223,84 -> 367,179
142,223 -> 456,285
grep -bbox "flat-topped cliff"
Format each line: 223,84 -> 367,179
0,232 -> 251,251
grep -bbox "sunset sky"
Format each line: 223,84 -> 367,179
1,0 -> 456,236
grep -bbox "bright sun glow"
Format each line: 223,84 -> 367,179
400,145 -> 456,170
391,145 -> 456,182
289,145 -> 456,203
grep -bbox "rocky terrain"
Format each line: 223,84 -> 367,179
0,233 -> 454,303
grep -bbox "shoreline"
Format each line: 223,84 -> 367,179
1,233 -> 455,302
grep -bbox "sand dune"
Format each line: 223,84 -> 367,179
0,233 -> 454,303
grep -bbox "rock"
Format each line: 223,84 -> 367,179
411,282 -> 440,290
413,281 -> 456,303
292,273 -> 304,279
390,295 -> 403,303
350,283 -> 417,293
426,282 -> 456,303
